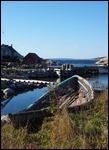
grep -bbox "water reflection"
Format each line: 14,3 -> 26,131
1,87 -> 48,115
1,97 -> 13,109
87,74 -> 108,90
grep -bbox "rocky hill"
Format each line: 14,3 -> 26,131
95,56 -> 108,66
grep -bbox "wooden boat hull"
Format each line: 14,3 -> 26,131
8,75 -> 94,130
8,109 -> 53,132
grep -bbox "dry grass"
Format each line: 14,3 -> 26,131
1,91 -> 108,149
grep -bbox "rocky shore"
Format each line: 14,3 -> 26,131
1,68 -> 59,79
1,79 -> 49,101
1,63 -> 58,101
95,56 -> 108,66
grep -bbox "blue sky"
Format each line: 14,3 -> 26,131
1,1 -> 108,59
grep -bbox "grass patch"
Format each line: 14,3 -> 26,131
1,91 -> 108,149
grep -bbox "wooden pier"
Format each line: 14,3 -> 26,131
1,78 -> 54,85
54,64 -> 108,77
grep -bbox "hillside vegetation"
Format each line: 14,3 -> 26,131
1,91 -> 108,149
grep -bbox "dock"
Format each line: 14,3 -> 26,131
54,64 -> 108,77
1,78 -> 54,85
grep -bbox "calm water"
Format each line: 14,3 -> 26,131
52,58 -> 97,67
1,59 -> 108,115
1,87 -> 49,115
87,74 -> 108,90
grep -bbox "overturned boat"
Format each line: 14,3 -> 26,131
7,75 -> 94,130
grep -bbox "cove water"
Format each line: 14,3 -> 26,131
1,59 -> 108,115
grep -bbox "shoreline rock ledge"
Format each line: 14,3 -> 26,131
95,56 -> 108,66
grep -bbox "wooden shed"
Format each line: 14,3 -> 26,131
22,53 -> 42,65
